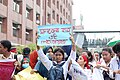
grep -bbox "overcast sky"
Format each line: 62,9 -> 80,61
72,0 -> 120,31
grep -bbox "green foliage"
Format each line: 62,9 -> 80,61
16,43 -> 37,54
16,45 -> 24,54
27,43 -> 37,52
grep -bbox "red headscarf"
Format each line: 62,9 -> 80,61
82,55 -> 90,69
10,48 -> 17,53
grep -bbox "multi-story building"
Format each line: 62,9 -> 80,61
42,0 -> 73,25
0,0 -> 73,45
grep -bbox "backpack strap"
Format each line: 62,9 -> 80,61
53,61 -> 65,66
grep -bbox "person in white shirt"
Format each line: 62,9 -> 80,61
0,40 -> 12,60
95,47 -> 113,80
109,42 -> 120,80
37,36 -> 76,80
68,55 -> 92,80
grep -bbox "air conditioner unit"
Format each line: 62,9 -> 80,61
17,25 -> 20,29
25,32 -> 29,35
0,21 -> 2,24
12,27 -> 17,30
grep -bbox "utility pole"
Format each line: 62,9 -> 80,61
80,14 -> 83,26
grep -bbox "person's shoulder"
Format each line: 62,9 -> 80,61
110,56 -> 117,63
30,50 -> 37,54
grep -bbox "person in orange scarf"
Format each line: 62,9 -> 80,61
29,50 -> 38,69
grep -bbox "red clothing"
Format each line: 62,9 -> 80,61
29,50 -> 38,69
82,55 -> 90,69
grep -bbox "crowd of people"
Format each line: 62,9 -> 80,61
0,36 -> 120,80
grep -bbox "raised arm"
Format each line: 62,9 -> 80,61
69,35 -> 76,60
70,35 -> 76,52
37,47 -> 53,70
62,35 -> 76,71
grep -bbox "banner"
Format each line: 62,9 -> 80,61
73,33 -> 84,48
15,67 -> 44,80
0,59 -> 16,80
37,24 -> 72,46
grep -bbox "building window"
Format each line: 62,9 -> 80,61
63,0 -> 65,4
47,13 -> 51,23
0,0 -> 3,3
48,0 -> 51,8
13,0 -> 20,13
52,0 -> 55,5
0,24 -> 1,32
60,5 -> 62,13
63,9 -> 65,16
13,29 -> 17,37
26,7 -> 33,21
26,8 -> 30,18
66,0 -> 68,7
57,1 -> 59,9
63,20 -> 65,24
60,18 -> 62,24
68,15 -> 70,22
0,22 -> 1,32
42,0 -> 44,9
68,4 -> 70,10
13,23 -> 20,37
52,10 -> 55,19
57,14 -> 59,23
26,29 -> 32,41
0,17 -> 3,32
36,13 -> 40,25
36,0 -> 40,6
66,12 -> 68,19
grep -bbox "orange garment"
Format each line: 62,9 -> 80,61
29,50 -> 38,69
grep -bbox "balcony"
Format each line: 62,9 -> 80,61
26,0 -> 33,9
11,36 -> 22,44
36,5 -> 40,14
0,32 -> 6,40
12,11 -> 22,24
0,3 -> 7,17
26,19 -> 33,30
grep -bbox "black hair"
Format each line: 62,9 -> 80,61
102,47 -> 112,55
23,47 -> 31,55
112,42 -> 120,54
53,47 -> 64,60
0,40 -> 12,52
86,51 -> 93,62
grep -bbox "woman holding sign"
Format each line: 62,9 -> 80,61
37,35 -> 76,80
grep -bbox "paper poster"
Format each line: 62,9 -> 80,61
15,67 -> 44,80
37,24 -> 72,46
0,59 -> 16,80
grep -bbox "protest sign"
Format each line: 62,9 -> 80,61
15,67 -> 44,80
15,73 -> 44,80
37,24 -> 72,46
0,59 -> 16,80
